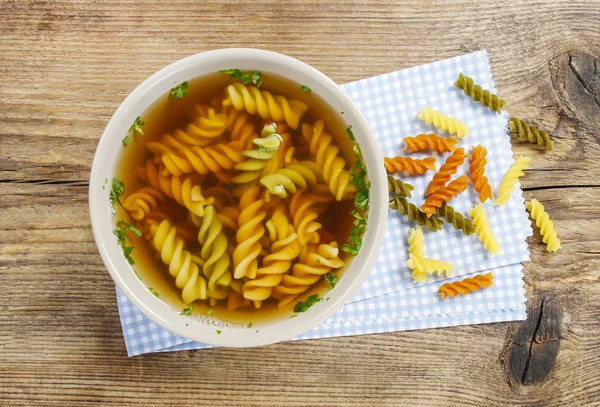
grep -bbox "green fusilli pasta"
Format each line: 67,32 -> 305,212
389,194 -> 444,231
387,176 -> 414,198
508,116 -> 553,151
436,202 -> 475,236
454,73 -> 507,113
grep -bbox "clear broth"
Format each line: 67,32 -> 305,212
114,72 -> 359,325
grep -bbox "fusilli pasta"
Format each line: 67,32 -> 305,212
407,226 -> 425,258
383,156 -> 437,175
438,273 -> 493,299
468,204 -> 501,255
526,199 -> 561,252
387,176 -> 414,198
233,186 -> 267,280
509,117 -> 553,151
454,73 -> 507,113
407,253 -> 455,278
123,187 -> 166,221
302,120 -> 356,200
403,133 -> 458,153
494,156 -> 530,206
149,219 -> 208,304
420,176 -> 468,217
469,145 -> 493,203
222,82 -> 308,129
417,107 -> 470,138
436,202 -> 475,236
290,189 -> 322,245
389,195 -> 444,231
260,162 -> 319,201
242,210 -> 302,306
425,148 -> 468,195
272,242 -> 344,308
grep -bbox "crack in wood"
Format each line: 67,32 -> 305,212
0,179 -> 89,186
522,184 -> 600,192
568,53 -> 600,111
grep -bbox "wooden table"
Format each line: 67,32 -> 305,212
2,1 -> 599,405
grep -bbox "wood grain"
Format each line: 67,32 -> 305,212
1,0 -> 600,406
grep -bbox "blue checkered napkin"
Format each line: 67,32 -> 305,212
115,50 -> 531,357
117,263 -> 525,355
344,49 -> 532,302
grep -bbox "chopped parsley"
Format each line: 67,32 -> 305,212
148,287 -> 159,298
129,116 -> 145,136
104,178 -> 108,184
133,270 -> 142,281
257,144 -> 268,156
109,178 -> 124,207
180,306 -> 194,316
113,220 -> 138,265
294,294 -> 321,313
207,309 -> 214,316
301,85 -> 311,93
219,69 -> 262,87
289,314 -> 298,319
324,272 -> 339,288
121,135 -> 130,147
246,322 -> 253,328
116,220 -> 142,237
346,125 -> 355,141
340,111 -> 344,115
315,258 -> 321,264
170,81 -> 188,99
342,128 -> 369,256
216,330 -> 222,334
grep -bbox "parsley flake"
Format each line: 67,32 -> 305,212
346,125 -> 355,141
301,85 -> 311,93
148,287 -> 159,298
180,306 -> 194,316
109,178 -> 124,207
219,69 -> 262,87
294,294 -> 321,313
129,116 -> 145,136
246,322 -> 253,328
117,220 -> 142,237
216,330 -> 222,334
315,258 -> 321,264
134,270 -> 142,281
170,81 -> 188,99
289,314 -> 298,319
257,144 -> 268,156
207,309 -> 214,316
324,272 -> 339,288
113,218 -> 139,265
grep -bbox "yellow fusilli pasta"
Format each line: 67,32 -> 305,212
141,159 -> 215,217
494,156 -> 530,206
177,104 -> 227,146
526,199 -> 561,252
417,107 -> 470,138
259,162 -> 319,201
290,189 -> 322,245
407,254 -> 455,279
220,104 -> 257,148
302,120 -> 356,200
272,242 -> 344,308
468,204 -> 501,255
233,186 -> 267,280
122,187 -> 166,221
242,210 -> 302,307
149,219 -> 208,304
191,206 -> 232,297
222,82 -> 308,129
407,226 -> 425,258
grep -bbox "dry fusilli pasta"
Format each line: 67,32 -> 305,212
526,199 -> 561,252
407,226 -> 425,258
403,133 -> 458,153
407,253 -> 455,278
454,73 -> 507,113
438,273 -> 493,299
469,145 -> 493,203
494,156 -> 530,206
417,107 -> 470,138
383,156 -> 436,175
468,204 -> 501,255
436,202 -> 475,236
389,195 -> 444,231
420,176 -> 468,217
387,176 -> 414,198
509,117 -> 553,151
426,148 -> 468,195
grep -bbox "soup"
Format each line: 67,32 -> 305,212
111,70 -> 368,324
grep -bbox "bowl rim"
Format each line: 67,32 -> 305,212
89,48 -> 388,347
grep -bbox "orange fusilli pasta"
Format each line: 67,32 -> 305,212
403,134 -> 458,153
438,273 -> 494,299
383,156 -> 436,175
420,175 -> 468,217
425,148 -> 468,196
469,145 -> 493,203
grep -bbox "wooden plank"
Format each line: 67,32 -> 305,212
1,0 -> 599,406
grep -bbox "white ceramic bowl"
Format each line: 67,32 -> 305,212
89,48 -> 388,347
